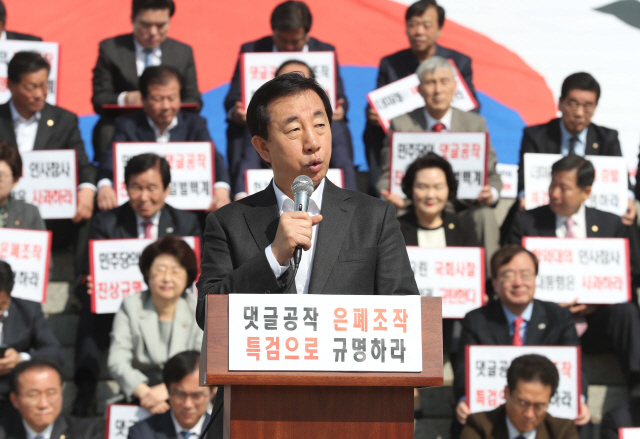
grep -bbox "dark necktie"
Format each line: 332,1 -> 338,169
515,435 -> 526,439
143,48 -> 154,69
181,431 -> 193,439
432,122 -> 445,132
568,136 -> 578,155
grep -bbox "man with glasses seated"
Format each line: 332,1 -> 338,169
128,351 -> 212,439
461,354 -> 578,439
0,359 -> 102,438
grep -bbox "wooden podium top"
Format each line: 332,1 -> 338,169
200,295 -> 443,388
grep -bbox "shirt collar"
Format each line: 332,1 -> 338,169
147,115 -> 178,138
272,177 -> 325,214
506,410 -> 537,438
272,44 -> 309,52
424,107 -> 453,131
559,119 -> 588,147
10,99 -> 41,123
170,410 -> 206,437
0,30 -> 6,41
133,38 -> 162,57
501,301 -> 534,326
135,209 -> 161,228
555,202 -> 586,230
23,418 -> 54,439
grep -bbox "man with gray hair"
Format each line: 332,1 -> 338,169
377,55 -> 502,267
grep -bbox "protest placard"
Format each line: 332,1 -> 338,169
620,428 -> 640,439
244,168 -> 344,195
105,404 -> 151,439
496,163 -> 518,199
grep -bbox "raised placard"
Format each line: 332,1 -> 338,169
228,294 -> 422,372
244,168 -> 344,196
467,345 -> 580,419
522,237 -> 630,304
389,131 -> 488,199
496,163 -> 518,199
113,142 -> 214,211
406,246 -> 484,318
105,404 -> 151,439
620,428 -> 640,439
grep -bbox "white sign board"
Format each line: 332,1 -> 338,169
0,41 -> 59,105
105,404 -> 151,439
11,150 -> 77,219
620,428 -> 640,439
522,237 -> 630,304
467,345 -> 580,420
389,131 -> 488,199
90,236 -> 200,314
496,163 -> 518,199
241,51 -> 337,110
229,294 -> 422,372
524,153 -> 628,216
113,142 -> 214,211
0,228 -> 52,302
244,169 -> 344,196
406,246 -> 484,318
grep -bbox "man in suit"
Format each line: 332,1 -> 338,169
461,354 -> 578,439
454,244 -> 590,436
0,359 -> 103,439
95,66 -> 231,213
507,155 -> 640,394
0,261 -> 65,419
224,0 -> 356,196
600,397 -> 640,439
364,0 -> 478,195
377,56 -> 502,270
128,351 -> 212,439
0,1 -> 42,41
73,153 -> 201,417
91,0 -> 202,162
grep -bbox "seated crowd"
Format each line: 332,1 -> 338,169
0,0 -> 639,438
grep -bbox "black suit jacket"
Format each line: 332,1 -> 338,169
600,397 -> 640,439
0,297 -> 65,400
128,411 -> 210,439
0,414 -> 103,439
92,34 -> 202,114
517,119 -> 623,193
0,102 -> 96,185
196,179 -> 419,328
98,110 -> 230,185
5,31 -> 42,41
454,299 -> 584,401
398,210 -> 479,247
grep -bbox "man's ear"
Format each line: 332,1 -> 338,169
251,136 -> 271,165
583,185 -> 592,199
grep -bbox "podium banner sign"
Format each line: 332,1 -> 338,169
466,345 -> 580,420
11,150 -> 77,219
0,228 -> 52,303
524,153 -> 628,216
522,237 -> 630,304
90,236 -> 200,314
113,142 -> 215,211
244,168 -> 344,196
105,404 -> 151,439
229,294 -> 422,372
389,131 -> 488,199
0,41 -> 59,105
241,52 -> 337,110
406,246 -> 484,318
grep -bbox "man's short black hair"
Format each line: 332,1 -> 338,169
246,72 -> 332,141
490,244 -> 538,280
132,0 -> 175,21
10,359 -> 62,394
163,350 -> 199,388
0,259 -> 14,295
271,1 -> 312,34
551,155 -> 594,189
8,52 -> 50,84
560,72 -> 600,103
405,0 -> 445,28
0,1 -> 7,25
507,354 -> 559,397
124,153 -> 171,189
139,65 -> 183,98
275,59 -> 316,79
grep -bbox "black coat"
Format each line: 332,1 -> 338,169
0,414 -> 103,439
5,31 -> 41,41
128,411 -> 210,439
398,210 -> 479,247
600,397 -> 640,439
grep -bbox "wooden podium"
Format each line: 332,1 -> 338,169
200,295 -> 443,439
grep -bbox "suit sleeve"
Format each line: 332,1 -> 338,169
28,303 -> 65,367
180,46 -> 203,112
92,42 -> 119,114
460,415 -> 485,439
455,315 -> 481,401
376,127 -> 393,193
108,307 -> 149,398
66,113 -> 97,186
476,117 -> 502,196
518,128 -> 537,194
234,141 -> 265,195
555,307 -> 589,395
127,422 -> 145,439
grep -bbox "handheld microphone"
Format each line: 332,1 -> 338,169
291,175 -> 315,267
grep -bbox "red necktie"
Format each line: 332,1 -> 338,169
143,221 -> 153,239
565,218 -> 575,238
512,316 -> 524,346
432,122 -> 445,132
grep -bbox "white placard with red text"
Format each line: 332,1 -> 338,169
405,246 -> 484,318
241,51 -> 337,110
496,163 -> 518,199
467,345 -> 580,420
0,228 -> 52,303
389,131 -> 488,199
620,428 -> 640,439
105,404 -> 151,439
367,59 -> 478,133
229,294 -> 422,372
89,236 -> 200,314
244,168 -> 344,196
524,153 -> 628,216
113,142 -> 214,211
11,150 -> 77,219
0,41 -> 59,105
522,237 -> 630,304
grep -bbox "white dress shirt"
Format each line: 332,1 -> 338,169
116,39 -> 162,106
506,413 -> 537,439
555,203 -> 587,238
265,178 -> 324,294
147,116 -> 178,143
171,410 -> 206,438
0,30 -> 6,41
23,419 -> 54,439
135,211 -> 161,239
416,226 -> 446,248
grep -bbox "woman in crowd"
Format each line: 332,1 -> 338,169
108,236 -> 202,414
0,141 -> 44,230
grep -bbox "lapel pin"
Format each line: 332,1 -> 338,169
448,223 -> 455,229
166,227 -> 174,233
14,220 -> 19,226
593,142 -> 598,149
538,323 -> 546,330
47,119 -> 54,127
591,225 -> 599,232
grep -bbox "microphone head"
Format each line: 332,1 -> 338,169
291,175 -> 314,197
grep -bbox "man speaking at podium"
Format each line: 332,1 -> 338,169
196,72 -> 418,329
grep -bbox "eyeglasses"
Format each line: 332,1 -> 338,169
150,264 -> 187,277
513,397 -> 548,413
498,270 -> 535,282
407,19 -> 436,30
170,389 -> 209,404
19,389 -> 61,406
564,99 -> 596,113
128,184 -> 162,196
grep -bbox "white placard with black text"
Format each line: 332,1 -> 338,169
105,404 -> 151,439
244,168 -> 344,196
496,163 -> 518,199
